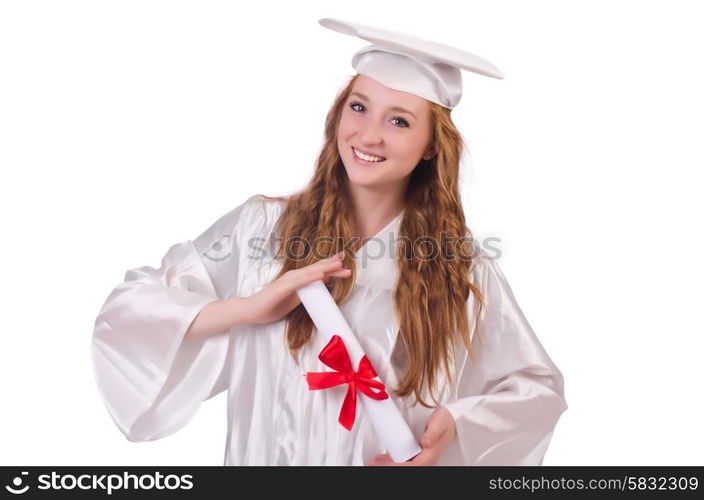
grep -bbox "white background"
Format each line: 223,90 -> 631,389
1,0 -> 702,466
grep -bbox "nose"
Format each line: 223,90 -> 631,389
359,118 -> 383,146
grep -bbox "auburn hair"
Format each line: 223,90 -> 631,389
257,74 -> 484,408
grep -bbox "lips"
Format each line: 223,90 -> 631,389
352,146 -> 386,162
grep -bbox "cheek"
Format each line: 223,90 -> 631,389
405,132 -> 431,158
337,117 -> 353,139
391,136 -> 427,172
392,136 -> 424,160
336,132 -> 347,156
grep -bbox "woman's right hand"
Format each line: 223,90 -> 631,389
243,252 -> 351,325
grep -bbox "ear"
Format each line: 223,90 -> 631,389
423,147 -> 436,161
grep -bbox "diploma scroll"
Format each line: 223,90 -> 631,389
296,280 -> 422,463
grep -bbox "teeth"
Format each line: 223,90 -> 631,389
353,147 -> 385,162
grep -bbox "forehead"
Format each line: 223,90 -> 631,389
350,74 -> 429,114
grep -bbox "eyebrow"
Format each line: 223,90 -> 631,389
349,92 -> 418,120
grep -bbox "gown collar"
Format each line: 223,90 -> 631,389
353,210 -> 404,289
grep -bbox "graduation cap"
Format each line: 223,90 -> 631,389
319,18 -> 504,110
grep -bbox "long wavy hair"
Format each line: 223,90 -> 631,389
258,74 -> 484,408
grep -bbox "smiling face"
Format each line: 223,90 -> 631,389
337,75 -> 434,192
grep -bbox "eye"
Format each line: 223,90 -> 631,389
350,102 -> 365,112
391,117 -> 410,128
349,101 -> 410,128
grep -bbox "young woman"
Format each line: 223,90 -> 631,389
92,18 -> 567,466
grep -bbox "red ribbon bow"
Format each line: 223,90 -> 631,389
305,335 -> 389,431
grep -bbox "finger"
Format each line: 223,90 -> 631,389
319,251 -> 346,262
367,453 -> 393,466
307,260 -> 344,276
316,257 -> 345,268
323,268 -> 352,286
296,270 -> 326,287
304,260 -> 348,278
295,254 -> 345,278
421,428 -> 443,449
368,452 -> 430,467
327,269 -> 352,277
405,450 -> 434,466
421,416 -> 450,449
284,259 -> 346,289
293,265 -> 329,282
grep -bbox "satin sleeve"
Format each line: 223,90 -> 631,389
442,255 -> 568,465
91,196 -> 257,442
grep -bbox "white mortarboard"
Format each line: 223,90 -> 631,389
319,18 -> 504,110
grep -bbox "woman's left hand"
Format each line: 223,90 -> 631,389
367,407 -> 456,466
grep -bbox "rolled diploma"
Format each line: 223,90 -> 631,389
296,280 -> 422,463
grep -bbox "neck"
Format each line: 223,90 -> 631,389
347,182 -> 407,241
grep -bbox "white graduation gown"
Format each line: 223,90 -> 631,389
92,194 -> 567,465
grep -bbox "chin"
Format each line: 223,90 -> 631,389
343,169 -> 378,186
344,169 -> 373,184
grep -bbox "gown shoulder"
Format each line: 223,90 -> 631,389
441,251 -> 568,465
91,194 -> 283,442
